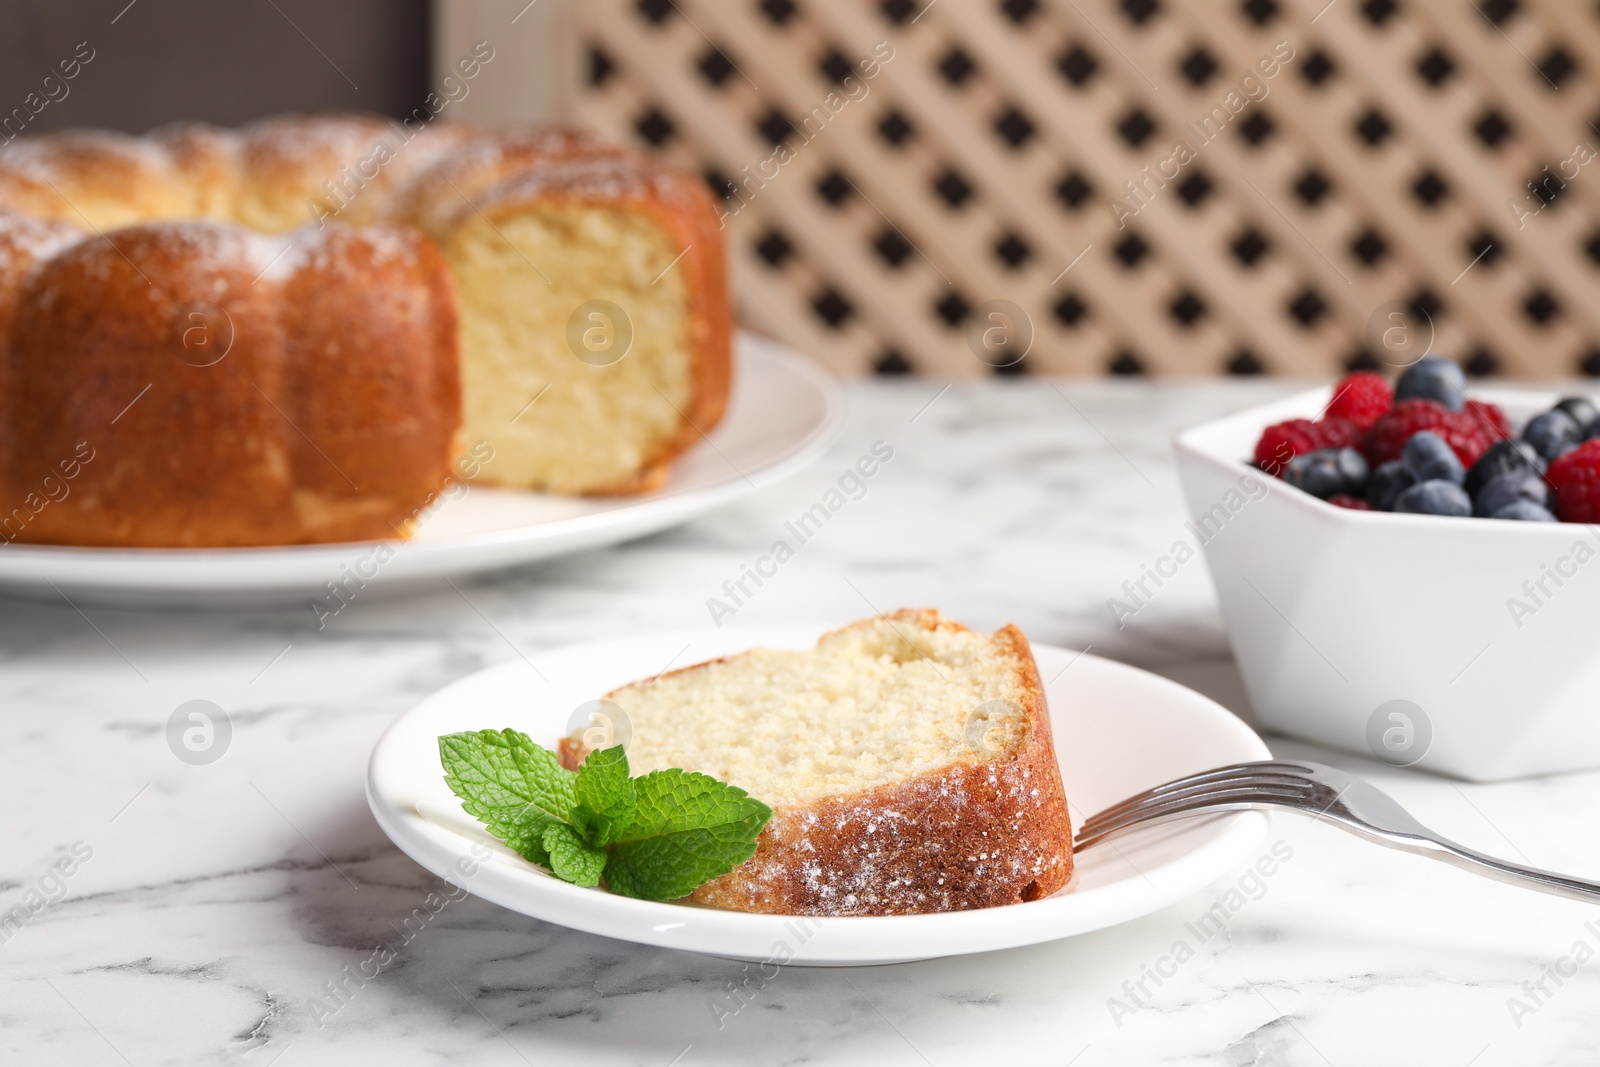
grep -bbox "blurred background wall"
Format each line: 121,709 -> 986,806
4,0 -> 1599,381
0,0 -> 430,131
566,0 -> 1600,380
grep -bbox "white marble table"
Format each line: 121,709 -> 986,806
4,379 -> 1598,1066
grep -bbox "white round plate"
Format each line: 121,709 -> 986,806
0,334 -> 840,609
367,625 -> 1271,966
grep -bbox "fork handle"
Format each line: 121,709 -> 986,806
1379,833 -> 1600,906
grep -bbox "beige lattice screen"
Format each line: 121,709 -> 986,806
573,0 -> 1600,378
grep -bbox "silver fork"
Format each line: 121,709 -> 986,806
1074,759 -> 1600,904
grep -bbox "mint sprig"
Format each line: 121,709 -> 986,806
438,729 -> 772,901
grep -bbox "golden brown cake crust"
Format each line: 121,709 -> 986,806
560,610 -> 1075,916
3,220 -> 460,547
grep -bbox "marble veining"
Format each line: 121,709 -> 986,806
3,380 -> 1600,1065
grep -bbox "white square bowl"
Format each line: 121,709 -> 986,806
1174,385 -> 1600,781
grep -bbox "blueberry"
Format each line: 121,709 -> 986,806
1524,409 -> 1581,461
1394,480 -> 1472,517
1283,450 -> 1347,499
1473,470 -> 1549,517
1401,431 -> 1463,484
1366,460 -> 1415,511
1464,438 -> 1543,495
1489,499 -> 1557,522
1394,355 -> 1466,412
1335,447 -> 1369,494
1555,396 -> 1599,431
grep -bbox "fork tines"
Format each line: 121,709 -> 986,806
1074,761 -> 1319,848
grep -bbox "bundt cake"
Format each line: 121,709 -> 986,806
0,114 -> 731,547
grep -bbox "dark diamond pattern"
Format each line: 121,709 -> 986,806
757,108 -> 795,144
1109,350 -> 1146,375
1355,108 -> 1393,146
1538,47 -> 1577,89
1228,349 -> 1265,375
1302,51 -> 1335,87
589,46 -> 616,87
1056,170 -> 1093,208
1350,228 -> 1389,266
1345,349 -> 1382,372
812,287 -> 853,327
939,47 -> 977,86
878,110 -> 914,146
1115,233 -> 1150,268
1361,0 -> 1397,26
1242,0 -> 1278,24
1121,0 -> 1159,24
1239,111 -> 1275,145
1053,292 -> 1089,326
1524,289 -> 1561,325
874,349 -> 913,375
1289,288 -> 1328,327
1412,169 -> 1450,207
995,106 -> 1037,147
1118,108 -> 1157,147
1416,47 -> 1454,86
760,0 -> 798,25
1481,0 -> 1518,24
934,168 -> 974,208
816,169 -> 853,205
698,47 -> 736,87
635,108 -> 675,146
755,229 -> 794,267
1464,348 -> 1499,376
1410,288 -> 1443,323
1294,168 -> 1332,206
1169,290 -> 1207,326
1177,170 -> 1213,207
994,232 -> 1033,268
1059,44 -> 1100,86
880,0 -> 916,23
1467,229 -> 1501,268
819,50 -> 855,85
636,0 -> 674,24
1231,228 -> 1270,266
1530,166 -> 1566,207
1474,109 -> 1512,148
704,168 -> 737,201
1179,47 -> 1218,87
1001,0 -> 1040,22
936,292 -> 972,327
874,228 -> 913,268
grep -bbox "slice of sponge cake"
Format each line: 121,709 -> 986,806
561,609 -> 1074,915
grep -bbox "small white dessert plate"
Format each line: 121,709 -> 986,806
367,625 -> 1272,966
0,334 -> 840,609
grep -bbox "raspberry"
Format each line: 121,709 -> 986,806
1324,371 -> 1392,430
1313,417 -> 1363,450
1364,399 -> 1491,468
1254,417 -> 1361,474
1327,494 -> 1372,510
1547,439 -> 1600,522
1464,399 -> 1512,442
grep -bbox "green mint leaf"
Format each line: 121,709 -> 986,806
542,823 -> 607,887
602,769 -> 772,902
572,745 -> 637,847
439,729 -> 577,865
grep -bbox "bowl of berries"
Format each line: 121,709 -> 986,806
1174,356 -> 1600,781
